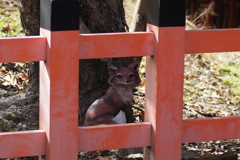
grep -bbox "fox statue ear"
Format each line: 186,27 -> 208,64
128,62 -> 140,71
108,64 -> 118,74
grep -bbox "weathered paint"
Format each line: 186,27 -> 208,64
79,32 -> 154,59
186,29 -> 240,53
0,130 -> 46,158
78,122 -> 151,152
183,116 -> 240,143
0,36 -> 47,63
144,25 -> 185,160
39,29 -> 79,160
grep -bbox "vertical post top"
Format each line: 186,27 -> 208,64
147,0 -> 185,27
40,0 -> 79,31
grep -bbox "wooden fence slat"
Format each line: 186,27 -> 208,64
79,32 -> 154,59
183,116 -> 240,143
0,32 -> 154,63
0,130 -> 46,158
144,26 -> 185,160
39,30 -> 79,160
186,29 -> 240,54
0,36 -> 47,63
145,0 -> 186,158
78,122 -> 152,152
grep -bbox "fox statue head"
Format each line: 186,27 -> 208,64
108,62 -> 141,88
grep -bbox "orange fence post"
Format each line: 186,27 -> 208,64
144,0 -> 185,159
39,0 -> 79,159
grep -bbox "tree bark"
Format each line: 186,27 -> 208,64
17,0 -> 40,102
18,0 -> 139,125
129,0 -> 147,32
79,0 -> 142,125
18,0 -> 40,36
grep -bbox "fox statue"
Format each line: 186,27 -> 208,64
84,62 -> 141,126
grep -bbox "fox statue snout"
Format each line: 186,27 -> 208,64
84,62 -> 141,126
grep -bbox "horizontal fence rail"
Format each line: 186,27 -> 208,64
0,36 -> 47,63
1,116 -> 240,158
79,32 -> 154,59
78,122 -> 152,152
186,29 -> 240,53
0,32 -> 154,63
183,116 -> 240,143
0,130 -> 46,158
1,29 -> 240,63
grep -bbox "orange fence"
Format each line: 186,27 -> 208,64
1,28 -> 240,160
1,2 -> 240,160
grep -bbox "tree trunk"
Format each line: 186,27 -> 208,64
18,0 -> 40,102
129,0 -> 147,32
18,0 -> 139,125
